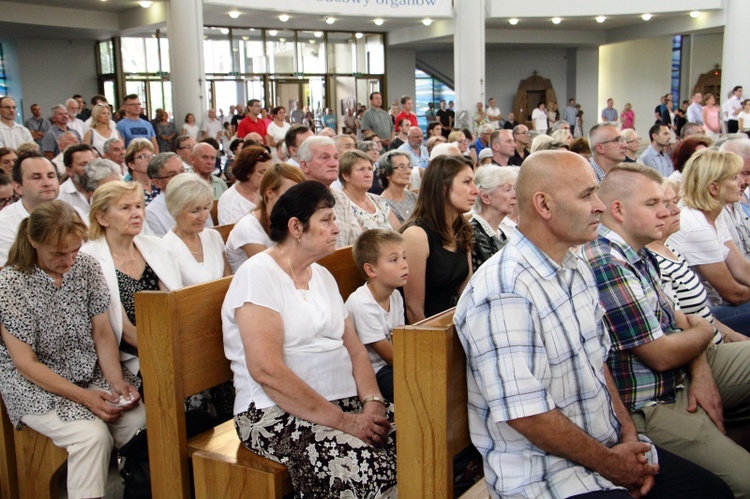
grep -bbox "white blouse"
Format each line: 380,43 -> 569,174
225,213 -> 273,274
164,228 -> 226,286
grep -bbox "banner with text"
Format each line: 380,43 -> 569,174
206,0 -> 453,18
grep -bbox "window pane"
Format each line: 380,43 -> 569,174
266,29 -> 295,74
214,81 -> 239,118
327,32 -> 353,74
149,81 -> 165,118
246,78 -> 265,107
356,34 -> 384,75
297,31 -> 326,74
145,37 -> 161,73
121,38 -> 147,73
204,27 -> 233,74
103,81 -> 116,105
99,41 -> 114,74
235,29 -> 265,74
160,36 -> 170,73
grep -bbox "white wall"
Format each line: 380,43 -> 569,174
599,36 -> 673,141
16,38 -> 99,118
385,48 -> 416,106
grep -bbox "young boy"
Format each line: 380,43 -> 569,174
346,229 -> 409,402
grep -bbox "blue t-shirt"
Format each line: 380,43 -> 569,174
116,118 -> 156,147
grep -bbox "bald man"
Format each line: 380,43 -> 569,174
455,152 -> 731,498
582,162 -> 750,498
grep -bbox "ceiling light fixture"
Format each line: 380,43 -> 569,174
268,30 -> 278,36
138,1 -> 152,8
242,36 -> 249,41
309,40 -> 316,44
228,11 -> 240,19
641,13 -> 652,21
325,17 -> 335,25
279,14 -> 289,22
374,18 -> 384,26
279,37 -> 286,42
596,16 -> 606,23
422,18 -> 432,26
551,17 -> 562,25
509,18 -> 519,25
313,31 -> 323,38
690,11 -> 700,18
220,28 -> 229,35
355,32 -> 364,39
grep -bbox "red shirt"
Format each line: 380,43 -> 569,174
236,115 -> 268,142
394,111 -> 418,127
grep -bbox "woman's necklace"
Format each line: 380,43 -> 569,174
278,246 -> 309,301
111,246 -> 137,275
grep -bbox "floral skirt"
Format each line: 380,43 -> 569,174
235,396 -> 397,498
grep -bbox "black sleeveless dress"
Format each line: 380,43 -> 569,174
417,220 -> 469,320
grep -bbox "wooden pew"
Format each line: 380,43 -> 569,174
137,244 -> 364,499
1,377 -> 68,499
210,199 -> 219,227
394,308 -> 489,499
211,223 -> 234,244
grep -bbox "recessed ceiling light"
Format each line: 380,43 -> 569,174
325,17 -> 335,25
279,38 -> 286,42
242,36 -> 249,41
552,17 -> 562,25
309,40 -> 315,44
374,18 -> 384,26
138,1 -> 152,8
313,31 -> 323,38
355,32 -> 364,39
220,28 -> 229,35
422,18 -> 432,26
641,13 -> 652,21
279,14 -> 289,22
509,18 -> 519,25
268,30 -> 278,36
690,11 -> 700,18
596,16 -> 606,23
228,11 -> 240,19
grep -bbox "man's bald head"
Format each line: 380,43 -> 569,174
517,150 -> 590,219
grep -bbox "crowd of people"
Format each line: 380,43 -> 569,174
2,86 -> 750,498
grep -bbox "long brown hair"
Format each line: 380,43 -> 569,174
400,155 -> 473,252
7,200 -> 88,273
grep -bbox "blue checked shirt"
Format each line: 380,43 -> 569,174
582,227 -> 683,412
455,231 -> 624,499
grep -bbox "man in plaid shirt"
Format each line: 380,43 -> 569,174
455,152 -> 730,499
583,162 -> 750,498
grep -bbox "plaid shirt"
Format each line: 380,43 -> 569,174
582,227 -> 683,412
455,231 -> 623,498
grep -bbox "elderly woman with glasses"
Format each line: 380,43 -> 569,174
339,149 -> 399,231
378,150 -> 418,224
124,138 -> 158,205
217,145 -> 273,225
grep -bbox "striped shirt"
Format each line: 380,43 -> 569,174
582,227 -> 683,412
648,244 -> 723,345
455,231 -> 623,498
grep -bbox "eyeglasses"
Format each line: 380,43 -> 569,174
256,153 -> 271,162
598,136 -> 626,145
135,153 -> 155,161
176,145 -> 193,150
155,168 -> 187,180
0,197 -> 15,206
513,131 -> 529,136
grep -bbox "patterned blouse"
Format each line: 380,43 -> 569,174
348,192 -> 393,231
116,264 -> 159,356
0,254 -> 139,428
382,190 -> 417,224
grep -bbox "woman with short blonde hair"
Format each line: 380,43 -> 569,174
668,149 -> 750,334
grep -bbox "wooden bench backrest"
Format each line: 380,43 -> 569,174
210,199 -> 219,227
0,398 -> 19,499
136,244 -> 364,498
394,307 -> 471,499
211,223 -> 234,244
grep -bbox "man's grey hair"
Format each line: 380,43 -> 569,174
82,158 -> 121,192
298,136 -> 335,164
56,131 -> 78,146
478,124 -> 494,135
50,104 -> 66,117
588,123 -> 618,152
65,98 -> 78,110
719,137 -> 750,160
147,152 -> 180,179
102,137 -> 123,155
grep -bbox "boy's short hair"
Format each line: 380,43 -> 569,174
353,229 -> 404,280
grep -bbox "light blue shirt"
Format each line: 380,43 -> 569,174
639,145 -> 674,177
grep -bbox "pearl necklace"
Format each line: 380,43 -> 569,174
278,246 -> 309,301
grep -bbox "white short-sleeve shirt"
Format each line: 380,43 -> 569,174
225,213 -> 273,274
222,252 -> 356,413
345,283 -> 404,373
217,183 -> 257,226
164,229 -> 225,286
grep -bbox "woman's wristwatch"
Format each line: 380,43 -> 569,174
361,395 -> 389,408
